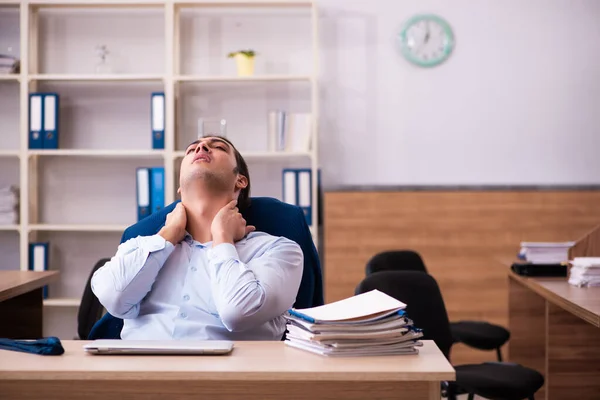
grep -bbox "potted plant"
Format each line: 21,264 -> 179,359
227,50 -> 256,77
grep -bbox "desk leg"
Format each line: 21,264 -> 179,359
0,288 -> 43,339
547,302 -> 600,400
508,277 -> 547,400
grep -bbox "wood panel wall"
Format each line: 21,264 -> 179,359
323,190 -> 600,365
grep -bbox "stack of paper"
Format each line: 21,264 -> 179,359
518,242 -> 575,264
569,258 -> 600,287
0,186 -> 19,225
284,290 -> 423,357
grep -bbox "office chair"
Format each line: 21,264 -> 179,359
77,257 -> 110,340
366,250 -> 510,361
88,197 -> 324,340
356,271 -> 544,400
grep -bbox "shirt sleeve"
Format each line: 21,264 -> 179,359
205,237 -> 303,332
91,234 -> 176,319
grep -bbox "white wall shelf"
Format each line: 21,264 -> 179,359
0,150 -> 20,157
28,149 -> 165,158
29,0 -> 164,8
43,298 -> 80,307
175,75 -> 311,83
174,0 -> 312,7
0,225 -> 19,231
29,74 -> 165,82
0,75 -> 20,81
28,224 -> 130,232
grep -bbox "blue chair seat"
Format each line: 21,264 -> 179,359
88,197 -> 323,340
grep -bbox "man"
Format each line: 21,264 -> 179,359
92,136 -> 303,340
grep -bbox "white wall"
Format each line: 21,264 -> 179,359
319,0 -> 600,185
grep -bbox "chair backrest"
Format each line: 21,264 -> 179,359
77,257 -> 111,340
365,250 -> 428,275
88,197 -> 323,340
355,270 -> 453,360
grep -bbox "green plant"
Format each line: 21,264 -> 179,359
227,50 -> 256,58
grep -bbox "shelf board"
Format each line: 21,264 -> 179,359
0,150 -> 20,157
175,0 -> 313,7
0,74 -> 19,81
29,224 -> 128,232
173,150 -> 312,159
29,74 -> 164,82
28,149 -> 165,158
43,298 -> 80,307
175,75 -> 311,83
29,0 -> 164,8
0,225 -> 19,232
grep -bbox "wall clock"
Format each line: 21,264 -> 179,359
398,14 -> 454,67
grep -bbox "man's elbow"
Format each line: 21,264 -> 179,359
91,274 -> 138,319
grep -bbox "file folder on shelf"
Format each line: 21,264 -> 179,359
282,168 -> 313,226
28,94 -> 43,149
43,93 -> 59,149
136,168 -> 151,221
150,167 -> 165,214
151,92 -> 165,149
28,242 -> 49,299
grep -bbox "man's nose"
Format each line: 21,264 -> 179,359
196,143 -> 209,153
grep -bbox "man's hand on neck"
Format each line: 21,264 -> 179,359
159,203 -> 187,245
211,200 -> 256,247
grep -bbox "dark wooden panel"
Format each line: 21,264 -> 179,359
547,303 -> 600,400
508,276 -> 547,400
0,288 -> 43,339
324,191 -> 600,365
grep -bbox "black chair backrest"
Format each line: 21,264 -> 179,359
355,270 -> 454,360
366,250 -> 428,275
77,258 -> 110,340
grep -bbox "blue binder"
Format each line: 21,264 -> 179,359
28,94 -> 44,149
150,167 -> 165,214
282,168 -> 312,226
42,93 -> 59,149
151,92 -> 165,149
136,167 -> 151,221
28,242 -> 49,299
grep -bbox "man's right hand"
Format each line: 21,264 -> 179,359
159,203 -> 187,245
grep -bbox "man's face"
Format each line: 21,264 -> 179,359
179,137 -> 239,193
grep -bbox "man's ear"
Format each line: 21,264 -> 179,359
177,187 -> 181,195
235,175 -> 248,191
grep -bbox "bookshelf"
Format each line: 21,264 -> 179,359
0,1 -> 319,332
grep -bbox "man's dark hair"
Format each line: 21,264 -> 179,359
202,135 -> 251,210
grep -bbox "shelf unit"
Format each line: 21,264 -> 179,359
2,0 -> 319,321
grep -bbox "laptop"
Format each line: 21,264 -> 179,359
83,340 -> 234,355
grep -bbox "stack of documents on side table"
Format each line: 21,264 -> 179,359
568,258 -> 600,287
518,242 -> 575,264
0,186 -> 19,225
284,290 -> 423,357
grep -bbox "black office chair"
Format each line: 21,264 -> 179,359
356,271 -> 544,400
366,250 -> 510,361
77,257 -> 110,340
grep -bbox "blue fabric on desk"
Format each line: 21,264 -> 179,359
0,337 -> 64,355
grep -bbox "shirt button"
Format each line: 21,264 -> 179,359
191,266 -> 197,272
180,312 -> 187,318
183,294 -> 190,301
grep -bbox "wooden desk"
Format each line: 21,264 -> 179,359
508,271 -> 600,400
0,271 -> 59,339
0,340 -> 455,400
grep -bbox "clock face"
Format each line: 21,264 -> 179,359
398,14 -> 454,67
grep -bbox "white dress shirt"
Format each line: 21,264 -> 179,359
91,231 -> 303,340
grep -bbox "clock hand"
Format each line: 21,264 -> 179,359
424,21 -> 431,44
